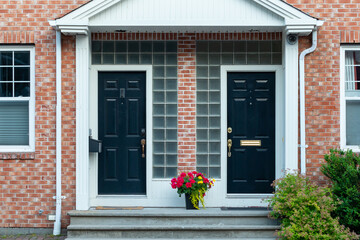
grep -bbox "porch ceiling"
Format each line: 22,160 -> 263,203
50,0 -> 323,35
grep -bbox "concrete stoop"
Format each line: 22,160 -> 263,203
66,208 -> 280,239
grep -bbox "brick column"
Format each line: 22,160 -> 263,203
177,33 -> 196,173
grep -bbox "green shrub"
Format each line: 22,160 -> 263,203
321,149 -> 360,234
267,173 -> 357,240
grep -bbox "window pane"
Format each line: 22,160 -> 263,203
14,51 -> 30,65
103,41 -> 114,53
0,67 -> 13,81
345,51 -> 360,93
0,83 -> 12,97
346,100 -> 360,145
0,52 -> 12,65
14,67 -> 30,81
15,83 -> 30,97
0,101 -> 29,145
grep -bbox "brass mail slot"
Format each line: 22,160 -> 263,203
240,140 -> 261,146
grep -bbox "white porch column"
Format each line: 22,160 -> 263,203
283,33 -> 299,172
76,34 -> 90,210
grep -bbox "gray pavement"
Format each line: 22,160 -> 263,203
0,234 -> 66,240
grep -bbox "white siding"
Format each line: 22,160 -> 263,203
89,0 -> 284,27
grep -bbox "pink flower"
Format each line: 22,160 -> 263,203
177,177 -> 184,183
188,172 -> 194,178
171,178 -> 177,183
171,183 -> 177,189
177,182 -> 183,188
180,172 -> 186,178
190,178 -> 196,184
186,182 -> 192,188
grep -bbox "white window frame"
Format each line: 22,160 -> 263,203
340,45 -> 360,152
0,45 -> 35,152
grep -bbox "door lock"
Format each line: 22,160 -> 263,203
227,139 -> 232,157
227,127 -> 232,134
141,139 -> 146,158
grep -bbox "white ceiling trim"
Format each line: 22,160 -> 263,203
52,0 -> 322,35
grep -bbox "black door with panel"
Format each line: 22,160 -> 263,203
227,72 -> 275,194
98,72 -> 146,195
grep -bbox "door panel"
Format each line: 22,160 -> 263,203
227,72 -> 275,194
98,72 -> 146,195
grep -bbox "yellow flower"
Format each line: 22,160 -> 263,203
198,181 -> 203,184
212,179 -> 216,182
198,176 -> 202,179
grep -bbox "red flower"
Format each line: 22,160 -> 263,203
177,182 -> 183,188
171,178 -> 177,183
186,182 -> 192,188
192,171 -> 197,174
180,172 -> 186,178
171,183 -> 177,189
204,178 -> 209,184
188,172 -> 194,178
190,178 -> 196,184
177,177 -> 184,183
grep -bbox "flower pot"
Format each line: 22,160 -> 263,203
185,193 -> 199,210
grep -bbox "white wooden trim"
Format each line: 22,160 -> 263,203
76,34 -> 90,210
340,45 -> 360,152
54,0 -> 319,36
89,65 -> 159,207
283,32 -> 299,171
0,46 -> 35,153
203,65 -> 284,207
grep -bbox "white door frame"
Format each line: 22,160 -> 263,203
204,65 -> 284,207
89,65 -> 154,207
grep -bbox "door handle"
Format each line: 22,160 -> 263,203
141,139 -> 146,158
227,139 -> 232,157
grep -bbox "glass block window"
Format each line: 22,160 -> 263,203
0,49 -> 33,149
196,41 -> 282,178
92,40 -> 178,178
343,49 -> 360,145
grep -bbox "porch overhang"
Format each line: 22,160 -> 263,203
49,0 -> 323,36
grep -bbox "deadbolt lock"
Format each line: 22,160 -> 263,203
227,127 -> 232,134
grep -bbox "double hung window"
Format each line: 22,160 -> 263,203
341,46 -> 360,150
0,46 -> 35,152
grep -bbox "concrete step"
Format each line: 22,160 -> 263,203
66,208 -> 280,239
67,238 -> 277,240
68,208 -> 278,226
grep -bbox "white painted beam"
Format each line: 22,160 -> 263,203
76,34 -> 90,210
283,33 -> 299,172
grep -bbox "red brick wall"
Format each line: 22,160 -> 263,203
0,0 -> 89,229
177,33 -> 197,173
287,0 -> 360,184
1,0 -> 359,229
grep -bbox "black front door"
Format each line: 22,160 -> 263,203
98,72 -> 146,195
227,72 -> 275,194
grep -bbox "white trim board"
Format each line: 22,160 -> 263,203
53,0 -> 321,36
202,65 -> 284,207
88,65 -> 188,207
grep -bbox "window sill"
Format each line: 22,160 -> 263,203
341,146 -> 360,153
0,152 -> 35,160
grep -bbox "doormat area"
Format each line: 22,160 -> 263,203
221,207 -> 269,211
95,206 -> 144,210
